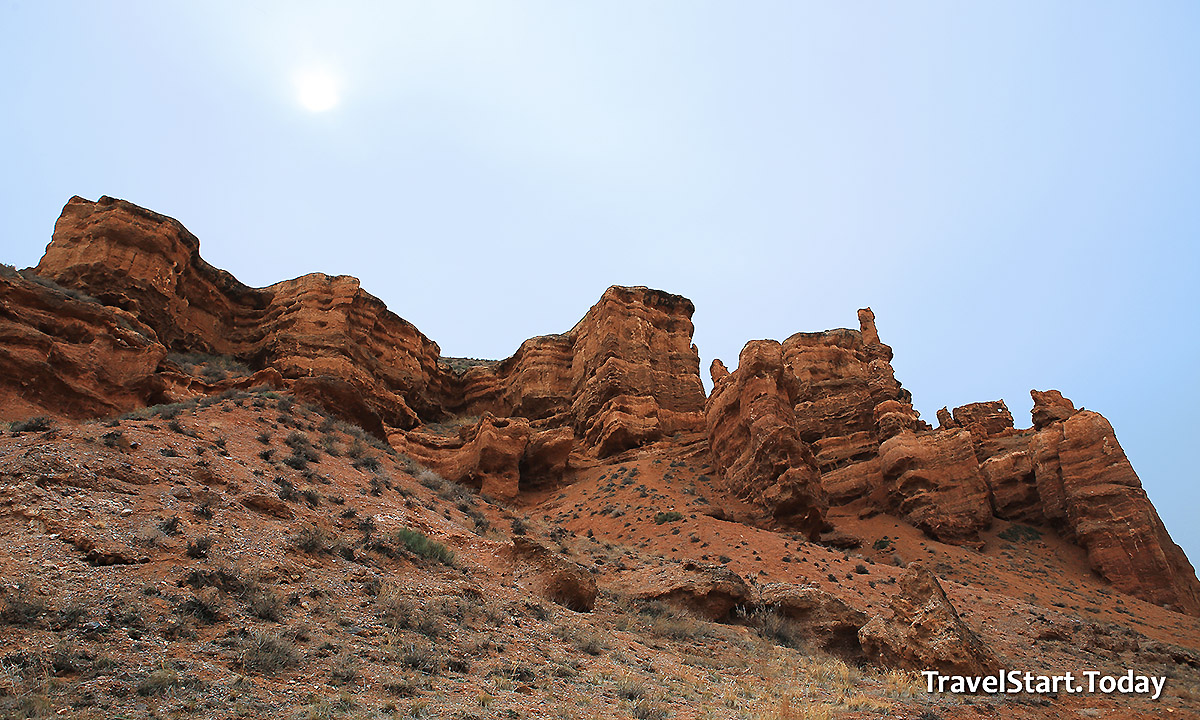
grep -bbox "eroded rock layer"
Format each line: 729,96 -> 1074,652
1030,404 -> 1200,616
704,341 -> 828,537
5,194 -> 1199,619
0,269 -> 167,419
34,196 -> 447,430
452,286 -> 707,457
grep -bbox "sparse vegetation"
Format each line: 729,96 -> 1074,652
998,524 -> 1043,543
653,511 -> 684,525
240,631 -> 299,673
391,528 -> 456,566
10,416 -> 53,432
167,352 -> 252,382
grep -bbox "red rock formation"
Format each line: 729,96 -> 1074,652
0,269 -> 167,421
779,311 -> 918,506
877,428 -> 992,546
978,448 -> 1041,523
35,196 -> 446,430
1030,398 -> 1200,615
456,286 -> 707,457
630,561 -> 751,621
952,400 -> 1014,438
1031,389 -> 1076,429
858,565 -> 1000,675
8,195 -> 1199,621
704,340 -> 828,536
391,415 -> 572,501
754,583 -> 868,661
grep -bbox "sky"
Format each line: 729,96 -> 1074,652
2,2 -> 1198,566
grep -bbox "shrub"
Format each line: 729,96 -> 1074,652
178,588 -> 223,623
136,666 -> 183,696
10,416 -> 53,432
416,469 -> 445,491
352,455 -> 381,473
747,606 -> 806,649
295,525 -> 335,554
241,632 -> 299,673
392,528 -> 455,567
166,352 -> 252,382
277,478 -> 297,501
377,588 -> 441,637
398,642 -> 442,674
331,654 -> 359,684
0,585 -> 47,626
998,524 -> 1042,543
186,536 -> 213,559
282,453 -> 309,470
653,511 -> 684,525
555,625 -> 607,655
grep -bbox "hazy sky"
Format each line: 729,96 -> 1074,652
3,3 -> 1198,566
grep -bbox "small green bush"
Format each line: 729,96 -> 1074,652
393,528 -> 455,567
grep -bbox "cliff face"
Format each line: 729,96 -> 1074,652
34,196 -> 446,431
0,268 -> 166,419
6,195 -> 1199,618
452,286 -> 706,457
704,341 -> 828,537
1028,403 -> 1200,615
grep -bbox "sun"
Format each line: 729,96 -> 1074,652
295,70 -> 339,112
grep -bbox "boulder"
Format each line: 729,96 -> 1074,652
632,561 -> 751,621
877,429 -> 992,545
755,583 -> 868,661
858,566 -> 999,675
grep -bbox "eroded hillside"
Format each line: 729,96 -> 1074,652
1,196 -> 1198,719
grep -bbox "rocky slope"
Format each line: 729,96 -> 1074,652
2,196 -> 1198,719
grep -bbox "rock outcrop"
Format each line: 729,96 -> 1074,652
35,196 -> 447,431
6,195 -> 1199,620
878,429 -> 993,546
0,268 -> 167,421
391,415 -> 573,501
1030,401 -> 1200,616
704,341 -> 828,536
754,583 -> 868,661
455,286 -> 707,457
858,566 -> 999,675
951,400 -> 1014,437
780,310 -> 917,507
631,561 -> 751,621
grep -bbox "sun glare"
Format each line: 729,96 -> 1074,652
295,70 -> 339,112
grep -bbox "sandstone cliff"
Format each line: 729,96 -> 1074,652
5,194 -> 1199,619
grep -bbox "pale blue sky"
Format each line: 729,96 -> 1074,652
3,2 -> 1198,567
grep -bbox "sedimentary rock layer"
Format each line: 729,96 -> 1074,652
0,269 -> 166,420
704,340 -> 828,537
